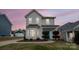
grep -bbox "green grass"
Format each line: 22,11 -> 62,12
0,36 -> 23,42
0,41 -> 79,50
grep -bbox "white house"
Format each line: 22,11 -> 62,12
25,10 -> 59,40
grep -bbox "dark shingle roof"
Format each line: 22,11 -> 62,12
42,17 -> 56,19
42,25 -> 59,28
58,21 -> 79,32
25,10 -> 43,18
26,24 -> 40,28
25,9 -> 56,19
0,14 -> 12,25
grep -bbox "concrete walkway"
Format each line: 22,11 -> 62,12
0,39 -> 54,46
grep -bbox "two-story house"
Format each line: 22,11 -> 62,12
25,10 -> 59,40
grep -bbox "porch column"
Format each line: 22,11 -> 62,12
50,31 -> 52,40
66,32 -> 69,42
72,31 -> 75,42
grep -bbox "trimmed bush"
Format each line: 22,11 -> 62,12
36,38 -> 40,41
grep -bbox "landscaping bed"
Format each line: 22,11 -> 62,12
0,41 -> 78,50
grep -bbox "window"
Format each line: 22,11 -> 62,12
28,18 -> 32,24
30,30 -> 36,37
46,19 -> 50,24
36,17 -> 39,23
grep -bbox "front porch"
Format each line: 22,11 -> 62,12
66,31 -> 79,43
25,25 -> 59,41
41,25 -> 59,40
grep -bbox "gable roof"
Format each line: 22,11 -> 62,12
73,21 -> 79,31
0,14 -> 12,25
58,21 -> 79,32
25,10 -> 43,18
25,9 -> 56,19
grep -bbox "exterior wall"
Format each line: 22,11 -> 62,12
25,11 -> 43,39
0,15 -> 11,36
26,28 -> 42,40
42,18 -> 54,25
26,12 -> 42,26
15,33 -> 24,37
25,10 -> 56,40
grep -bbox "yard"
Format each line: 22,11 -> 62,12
0,41 -> 79,50
0,36 -> 23,42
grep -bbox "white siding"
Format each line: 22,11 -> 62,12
26,12 -> 42,26
42,18 -> 54,25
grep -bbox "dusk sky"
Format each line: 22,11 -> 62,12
0,9 -> 79,30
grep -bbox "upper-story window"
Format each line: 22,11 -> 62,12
36,17 -> 39,23
46,19 -> 50,25
28,18 -> 32,24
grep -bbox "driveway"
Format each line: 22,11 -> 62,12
0,39 -> 54,46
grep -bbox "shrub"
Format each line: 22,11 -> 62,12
36,38 -> 40,41
53,31 -> 60,40
30,38 -> 32,41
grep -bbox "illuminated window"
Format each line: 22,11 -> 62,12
46,19 -> 50,24
28,18 -> 32,24
36,17 -> 39,23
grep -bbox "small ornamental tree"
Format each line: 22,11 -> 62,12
53,31 -> 60,40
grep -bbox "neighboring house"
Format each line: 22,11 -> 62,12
25,10 -> 59,40
58,21 -> 79,42
12,30 -> 25,37
0,13 -> 12,36
15,31 -> 24,37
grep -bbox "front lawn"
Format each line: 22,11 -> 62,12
0,41 -> 79,50
0,36 -> 23,42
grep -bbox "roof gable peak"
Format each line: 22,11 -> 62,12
25,9 -> 43,18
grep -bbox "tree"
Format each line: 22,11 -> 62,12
53,31 -> 60,40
